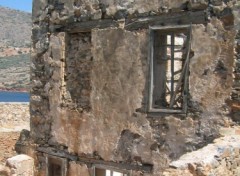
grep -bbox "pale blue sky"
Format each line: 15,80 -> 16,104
0,0 -> 32,13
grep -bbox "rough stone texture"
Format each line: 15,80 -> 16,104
32,0 -> 238,25
163,128 -> 240,176
15,130 -> 35,160
33,0 -> 189,24
231,3 -> 240,122
30,0 -> 239,175
0,103 -> 30,164
64,32 -> 92,111
0,164 -> 10,176
0,132 -> 20,164
0,103 -> 29,130
190,21 -> 235,113
6,154 -> 34,176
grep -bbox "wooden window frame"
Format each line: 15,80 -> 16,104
148,25 -> 192,114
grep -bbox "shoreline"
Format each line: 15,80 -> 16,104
0,88 -> 29,93
0,102 -> 29,104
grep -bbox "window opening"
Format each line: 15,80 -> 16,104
148,25 -> 192,113
94,167 -> 129,176
46,155 -> 67,176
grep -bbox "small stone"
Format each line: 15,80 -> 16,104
211,159 -> 220,168
210,0 -> 223,6
219,147 -> 231,158
221,159 -> 227,167
233,147 -> 240,156
30,95 -> 42,102
114,9 -> 128,20
188,163 -> 196,174
188,0 -> 208,10
227,161 -> 232,170
235,167 -> 240,175
91,9 -> 102,20
231,160 -> 237,169
235,157 -> 240,166
196,167 -> 207,176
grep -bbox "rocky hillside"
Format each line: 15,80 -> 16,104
0,6 -> 31,91
0,6 -> 31,48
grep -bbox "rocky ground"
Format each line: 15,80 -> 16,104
0,132 -> 20,164
163,127 -> 240,176
0,103 -> 30,164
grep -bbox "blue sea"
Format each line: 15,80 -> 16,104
0,91 -> 30,102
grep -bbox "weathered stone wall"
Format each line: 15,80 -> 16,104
231,4 -> 240,122
30,0 -> 238,175
32,0 -> 203,24
64,32 -> 92,111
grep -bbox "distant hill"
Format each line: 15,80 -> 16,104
0,6 -> 31,48
0,6 -> 31,92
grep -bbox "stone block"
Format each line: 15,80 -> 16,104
188,0 -> 208,10
218,147 -> 231,159
6,154 -> 34,176
233,147 -> 239,157
235,158 -> 240,166
188,163 -> 197,174
235,167 -> 240,175
196,166 -> 207,176
231,160 -> 237,170
210,0 -> 223,6
226,161 -> 232,170
220,159 -> 227,167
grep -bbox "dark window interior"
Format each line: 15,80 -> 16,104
48,157 -> 62,176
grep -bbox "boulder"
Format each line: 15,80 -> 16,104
6,154 -> 34,176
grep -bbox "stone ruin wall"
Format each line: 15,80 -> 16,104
232,5 -> 240,122
28,0 -> 240,175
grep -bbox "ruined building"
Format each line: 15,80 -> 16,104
26,0 -> 240,175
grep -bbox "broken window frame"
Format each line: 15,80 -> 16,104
46,155 -> 67,176
93,165 -> 130,176
148,24 -> 192,114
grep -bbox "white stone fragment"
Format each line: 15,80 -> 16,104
6,154 -> 34,176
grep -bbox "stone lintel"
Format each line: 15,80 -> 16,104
53,10 -> 207,33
